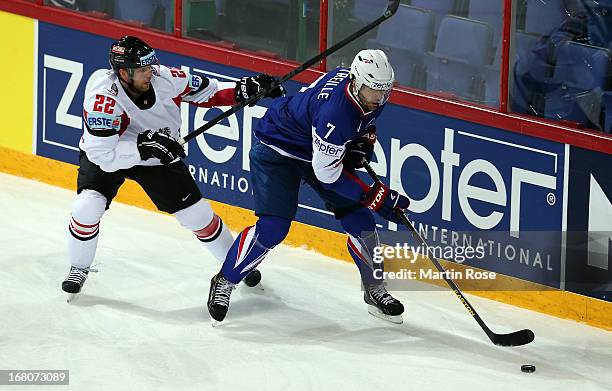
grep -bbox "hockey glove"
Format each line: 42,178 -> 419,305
360,182 -> 410,224
234,74 -> 286,106
343,126 -> 376,169
137,130 -> 186,165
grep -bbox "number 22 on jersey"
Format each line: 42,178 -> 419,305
92,95 -> 116,114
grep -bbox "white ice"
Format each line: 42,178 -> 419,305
0,172 -> 611,391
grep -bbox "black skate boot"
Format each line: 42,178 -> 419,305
62,266 -> 90,302
364,284 -> 404,324
207,272 -> 236,325
243,269 -> 262,288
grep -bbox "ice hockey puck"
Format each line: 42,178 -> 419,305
521,364 -> 536,373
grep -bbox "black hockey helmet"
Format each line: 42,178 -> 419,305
109,36 -> 158,72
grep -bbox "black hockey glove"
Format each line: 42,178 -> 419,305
234,74 -> 286,106
360,182 -> 410,224
343,125 -> 376,169
137,130 -> 185,165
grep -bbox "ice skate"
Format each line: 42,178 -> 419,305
62,266 -> 91,303
364,284 -> 404,324
207,272 -> 236,326
242,269 -> 263,290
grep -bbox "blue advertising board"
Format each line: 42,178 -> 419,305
37,22 -> 568,287
370,105 -> 566,287
566,146 -> 612,301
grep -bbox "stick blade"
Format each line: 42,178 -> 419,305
385,0 -> 401,16
492,329 -> 535,347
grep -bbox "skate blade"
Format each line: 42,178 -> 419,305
367,305 -> 403,324
66,293 -> 79,303
251,282 -> 264,291
240,282 -> 264,291
211,317 -> 222,327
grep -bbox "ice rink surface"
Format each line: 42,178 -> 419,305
0,172 -> 611,391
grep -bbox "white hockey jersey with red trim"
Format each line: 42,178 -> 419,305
81,65 -> 236,172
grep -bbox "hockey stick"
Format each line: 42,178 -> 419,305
178,0 -> 401,145
361,161 -> 535,347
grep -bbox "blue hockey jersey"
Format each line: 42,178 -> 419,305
254,68 -> 387,201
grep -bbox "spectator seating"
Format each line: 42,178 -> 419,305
543,41 -> 612,130
468,0 -> 503,52
352,0 -> 385,23
367,5 -> 434,88
524,0 -> 566,36
424,15 -> 494,103
411,0 -> 457,33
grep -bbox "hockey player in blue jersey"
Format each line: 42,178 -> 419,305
207,49 -> 410,324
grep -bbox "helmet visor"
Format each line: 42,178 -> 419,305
358,85 -> 392,107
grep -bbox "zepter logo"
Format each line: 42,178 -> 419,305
381,128 -> 561,237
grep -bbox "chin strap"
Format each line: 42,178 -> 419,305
348,79 -> 368,111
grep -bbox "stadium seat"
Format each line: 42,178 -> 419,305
424,15 -> 493,103
410,0 -> 456,34
524,0 -> 566,36
482,44 -> 501,107
543,41 -> 612,130
468,0 -> 503,53
366,5 -> 434,88
515,31 -> 543,63
352,0 -> 385,23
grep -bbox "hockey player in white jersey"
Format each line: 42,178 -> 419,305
62,36 -> 284,299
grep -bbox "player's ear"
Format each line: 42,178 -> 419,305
118,68 -> 128,82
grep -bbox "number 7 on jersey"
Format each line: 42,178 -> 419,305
324,123 -> 336,139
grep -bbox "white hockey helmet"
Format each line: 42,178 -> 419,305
350,49 -> 395,104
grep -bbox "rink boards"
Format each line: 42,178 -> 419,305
0,13 -> 610,326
